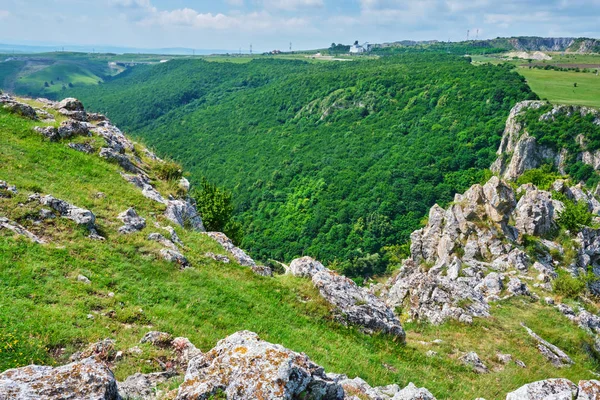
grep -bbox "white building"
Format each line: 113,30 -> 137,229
350,42 -> 370,54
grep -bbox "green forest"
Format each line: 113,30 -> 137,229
68,54 -> 536,278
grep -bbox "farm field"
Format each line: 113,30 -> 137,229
517,67 -> 600,108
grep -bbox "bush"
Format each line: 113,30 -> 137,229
153,160 -> 183,182
553,272 -> 586,298
554,194 -> 593,232
192,179 -> 243,244
516,164 -> 563,191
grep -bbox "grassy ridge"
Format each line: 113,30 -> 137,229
1,98 -> 599,399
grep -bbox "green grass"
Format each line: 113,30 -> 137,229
0,104 -> 599,399
518,67 -> 600,108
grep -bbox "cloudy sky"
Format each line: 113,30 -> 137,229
0,0 -> 598,51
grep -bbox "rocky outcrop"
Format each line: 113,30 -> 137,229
290,257 -> 405,341
38,194 -> 103,240
148,232 -> 178,250
55,97 -> 88,121
459,352 -> 488,374
0,357 -> 119,399
0,93 -> 38,119
334,376 -> 435,400
506,378 -> 578,400
492,101 -> 600,180
204,232 -> 272,276
122,173 -> 166,204
176,330 -> 344,400
165,199 -> 205,232
160,248 -> 190,268
119,371 -> 176,400
100,147 -> 142,174
117,207 -> 146,234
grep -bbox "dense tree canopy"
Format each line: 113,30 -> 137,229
70,54 -> 536,277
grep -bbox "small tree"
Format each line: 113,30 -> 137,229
44,82 -> 49,88
574,82 -> 578,87
192,179 -> 243,244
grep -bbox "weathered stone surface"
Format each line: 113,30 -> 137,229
522,324 -> 573,367
70,339 -> 116,362
393,382 -> 436,400
56,97 -> 84,111
148,232 -> 178,250
68,142 -> 95,154
39,195 -> 96,228
140,331 -> 173,347
204,232 -> 268,275
514,188 -> 559,236
459,352 -> 488,374
289,256 -> 327,278
119,371 -> 176,400
57,120 -> 90,139
506,378 -> 577,400
165,200 -> 205,232
204,252 -> 230,263
172,337 -> 202,365
100,147 -> 141,173
121,173 -> 166,204
176,331 -> 344,400
312,268 -> 405,340
0,357 -> 119,399
93,122 -> 134,153
160,249 -> 189,268
0,217 -> 45,244
507,277 -> 530,296
578,380 -> 600,400
117,208 -> 146,234
2,101 -> 37,119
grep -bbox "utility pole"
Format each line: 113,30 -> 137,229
476,29 -> 479,40
466,30 -> 469,41
250,44 -> 253,55
289,42 -> 292,53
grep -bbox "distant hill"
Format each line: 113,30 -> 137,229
0,42 -> 233,55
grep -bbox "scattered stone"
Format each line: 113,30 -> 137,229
496,353 -> 512,364
2,100 -> 37,119
122,173 -> 166,204
34,126 -> 60,141
69,339 -> 116,362
176,330 -> 344,400
117,207 -> 146,234
77,274 -> 91,284
0,357 -> 119,399
515,359 -> 527,368
92,121 -> 135,153
160,249 -> 190,269
172,337 -> 202,365
544,297 -> 555,305
204,232 -> 272,276
140,331 -> 173,348
507,277 -> 530,296
459,352 -> 488,374
506,378 -> 577,400
178,177 -> 190,193
0,217 -> 45,244
56,97 -> 84,112
426,350 -> 438,358
40,194 -> 96,228
108,292 -> 115,298
148,232 -> 178,250
57,119 -> 90,139
204,252 -> 230,263
165,199 -> 205,231
119,371 -> 176,400
68,142 -> 95,153
394,382 -> 437,400
522,324 -> 573,367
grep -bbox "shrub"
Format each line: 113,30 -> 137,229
192,179 -> 243,244
553,272 -> 586,298
153,160 -> 183,182
554,194 -> 593,232
516,164 -> 563,191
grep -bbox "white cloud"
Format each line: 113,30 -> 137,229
262,0 -> 324,11
0,10 -> 10,19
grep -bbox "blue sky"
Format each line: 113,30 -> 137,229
0,0 -> 599,51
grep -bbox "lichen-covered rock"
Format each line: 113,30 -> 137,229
57,119 -> 90,139
289,256 -> 326,278
119,371 -> 176,400
394,382 -> 436,400
93,122 -> 135,153
459,352 -> 488,374
578,380 -> 600,400
56,97 -> 84,111
514,188 -> 558,236
0,357 -> 119,399
165,200 -> 205,231
176,331 -> 344,400
204,252 -> 230,263
337,376 -> 399,399
505,378 -> 577,400
117,208 -> 146,234
70,339 -> 116,362
172,337 -> 202,365
312,269 -> 405,340
2,100 -> 38,119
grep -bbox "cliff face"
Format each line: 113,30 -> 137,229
491,101 -> 600,181
504,37 -> 600,53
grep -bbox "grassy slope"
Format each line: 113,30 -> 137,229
517,67 -> 600,108
0,103 -> 599,399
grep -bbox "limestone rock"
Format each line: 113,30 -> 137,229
514,188 -> 558,236
40,195 -> 95,228
176,330 -> 344,400
506,378 -> 577,400
0,217 -> 45,244
69,339 -> 116,362
289,256 -> 326,278
165,200 -> 205,231
119,371 -> 176,400
57,120 -> 90,139
68,142 -> 95,154
117,208 -> 146,234
160,249 -> 189,269
93,122 -> 135,153
100,147 -> 141,173
204,232 -> 271,277
0,357 -> 119,399
148,232 -> 178,250
140,331 -> 173,347
204,252 -> 230,263
312,268 -> 405,340
459,352 -> 488,374
393,382 -> 436,400
56,97 -> 84,111
522,324 -> 573,367
507,277 -> 530,296
2,100 -> 37,119
578,380 -> 600,400
122,173 -> 166,204
172,337 -> 202,365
